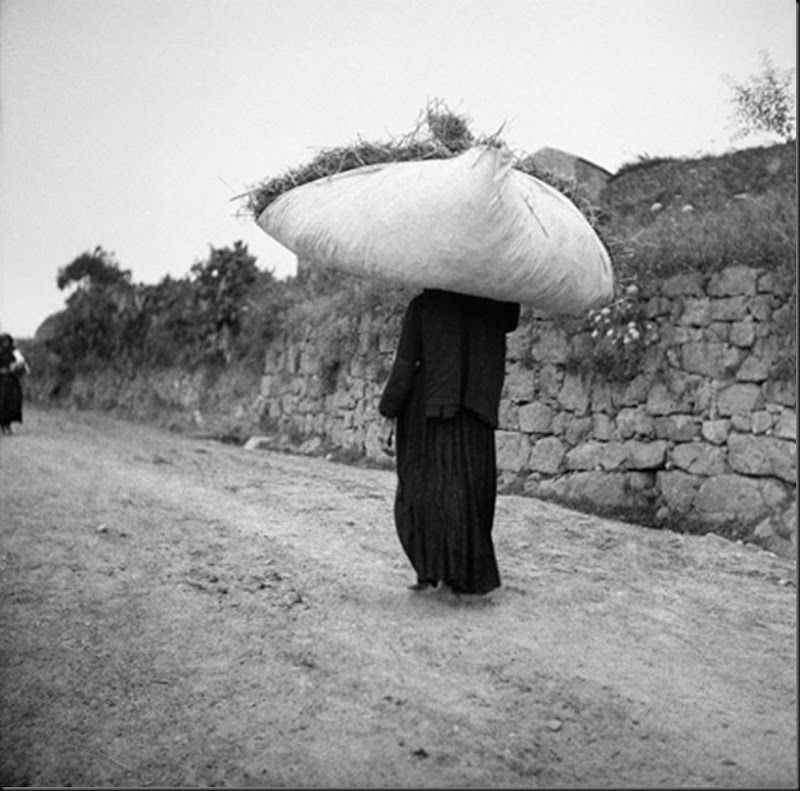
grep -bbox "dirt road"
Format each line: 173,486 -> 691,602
0,406 -> 796,788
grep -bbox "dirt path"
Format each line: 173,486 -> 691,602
0,406 -> 796,788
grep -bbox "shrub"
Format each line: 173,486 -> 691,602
724,49 -> 796,142
569,282 -> 660,381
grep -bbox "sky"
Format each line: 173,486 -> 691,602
0,0 -> 795,338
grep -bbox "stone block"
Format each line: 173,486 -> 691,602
701,419 -> 730,445
752,520 -> 796,559
680,298 -> 712,326
518,402 -> 553,433
673,326 -> 703,344
569,332 -> 594,360
730,321 -> 756,348
504,366 -> 535,403
736,353 -> 772,383
558,372 -> 590,415
693,474 -> 769,521
736,337 -> 778,382
531,326 -> 570,364
768,497 -> 797,541
527,471 -> 653,514
506,325 -> 532,362
364,420 -> 386,460
728,433 -> 796,483
662,272 -> 704,297
751,411 -> 774,434
624,439 -> 668,469
498,401 -> 519,431
592,412 -> 618,441
495,431 -> 531,472
774,409 -> 797,440
704,322 -> 730,343
601,442 -> 628,470
748,294 -> 772,322
617,407 -> 654,439
657,470 -> 702,513
538,364 -> 563,402
708,266 -> 758,297
620,375 -> 651,406
654,414 -> 700,441
762,379 -> 796,408
710,296 -> 750,321
646,382 -> 680,416
717,383 -> 762,416
564,416 -> 593,445
590,380 -> 616,413
731,414 -> 751,432
529,436 -> 566,474
642,342 -> 666,375
758,271 -> 794,298
681,342 -> 740,378
759,478 -> 792,511
671,442 -> 728,476
565,441 -> 606,471
665,370 -> 714,414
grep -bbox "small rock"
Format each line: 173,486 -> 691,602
547,719 -> 562,732
244,436 -> 272,451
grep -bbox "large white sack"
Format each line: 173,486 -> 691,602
257,145 -> 613,314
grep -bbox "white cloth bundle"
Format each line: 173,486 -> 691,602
257,145 -> 613,314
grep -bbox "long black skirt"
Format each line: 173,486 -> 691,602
0,373 -> 23,427
393,382 -> 500,595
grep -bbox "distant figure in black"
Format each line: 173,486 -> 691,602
379,289 -> 520,595
0,334 -> 31,434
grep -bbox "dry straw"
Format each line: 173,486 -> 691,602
239,99 -> 596,224
242,101 -> 507,219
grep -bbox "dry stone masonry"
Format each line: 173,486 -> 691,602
258,265 -> 795,557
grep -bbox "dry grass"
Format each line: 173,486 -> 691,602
243,100 -> 513,219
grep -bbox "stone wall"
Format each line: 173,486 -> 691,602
259,265 -> 796,555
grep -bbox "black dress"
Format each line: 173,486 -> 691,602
379,290 -> 520,594
0,348 -> 25,431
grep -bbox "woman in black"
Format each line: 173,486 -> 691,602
379,289 -> 520,595
0,334 -> 30,435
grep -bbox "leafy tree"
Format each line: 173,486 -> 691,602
56,245 -> 131,291
189,241 -> 260,361
46,240 -> 286,370
725,50 -> 796,142
48,246 -> 136,365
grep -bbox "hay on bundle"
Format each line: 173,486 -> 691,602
244,101 -> 498,219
